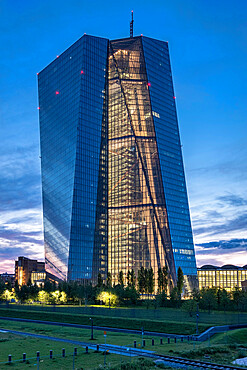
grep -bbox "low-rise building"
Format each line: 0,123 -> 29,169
0,272 -> 15,287
198,265 -> 247,292
31,270 -> 61,287
241,280 -> 247,291
15,257 -> 45,286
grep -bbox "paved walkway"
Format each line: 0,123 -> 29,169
0,327 -> 155,357
232,357 -> 247,366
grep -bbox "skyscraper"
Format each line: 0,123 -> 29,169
38,33 -> 197,291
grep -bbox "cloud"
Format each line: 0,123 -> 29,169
195,239 -> 247,267
193,211 -> 247,236
196,238 -> 247,251
217,194 -> 247,207
0,145 -> 41,212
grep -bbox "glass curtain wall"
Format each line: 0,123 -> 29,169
108,37 -> 177,288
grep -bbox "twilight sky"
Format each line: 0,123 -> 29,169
0,0 -> 247,273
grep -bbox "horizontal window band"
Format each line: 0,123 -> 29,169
109,203 -> 166,209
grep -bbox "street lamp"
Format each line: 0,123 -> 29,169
196,303 -> 199,335
89,317 -> 94,340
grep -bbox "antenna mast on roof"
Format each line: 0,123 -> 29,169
130,10 -> 134,38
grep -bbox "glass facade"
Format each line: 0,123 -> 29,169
108,37 -> 176,288
39,34 -> 197,290
39,35 -> 108,282
198,265 -> 247,292
141,37 -> 197,290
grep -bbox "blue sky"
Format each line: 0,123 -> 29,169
0,0 -> 247,273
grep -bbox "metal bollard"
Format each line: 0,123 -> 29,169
187,335 -> 190,342
134,340 -> 136,348
142,339 -> 145,347
50,350 -> 53,359
74,347 -> 77,356
23,353 -> 26,362
8,355 -> 12,364
96,344 -> 99,352
62,348 -> 65,357
37,351 -> 40,360
168,337 -> 170,344
174,337 -> 177,343
160,338 -> 163,345
181,337 -> 183,342
86,346 -> 88,354
152,339 -> 154,346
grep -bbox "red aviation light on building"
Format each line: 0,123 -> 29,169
81,70 -> 84,74
173,96 -> 176,99
147,82 -> 151,87
37,73 -> 39,75
56,55 -> 59,58
55,91 -> 59,95
37,107 -> 40,110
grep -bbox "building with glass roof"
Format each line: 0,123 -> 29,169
198,265 -> 247,292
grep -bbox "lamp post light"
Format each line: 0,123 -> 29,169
89,317 -> 94,340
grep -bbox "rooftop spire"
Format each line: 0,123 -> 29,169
130,10 -> 134,38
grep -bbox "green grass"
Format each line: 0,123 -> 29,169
0,330 -> 179,369
0,307 -> 210,335
7,302 -> 247,326
0,331 -> 128,369
0,319 -> 246,367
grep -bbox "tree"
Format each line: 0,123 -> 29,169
232,287 -> 241,310
147,268 -> 154,296
138,267 -> 145,294
170,287 -> 179,307
156,290 -> 168,307
106,272 -> 112,288
200,288 -> 217,314
177,267 -> 184,296
38,290 -> 50,304
191,288 -> 201,303
118,271 -> 124,287
51,290 -> 67,304
127,270 -> 131,287
158,267 -> 168,293
130,269 -> 136,289
0,278 -> 5,297
125,286 -> 140,305
217,289 -> 230,312
44,281 -> 53,293
158,268 -> 163,293
29,284 -> 39,301
162,267 -> 168,293
127,269 -> 136,289
97,273 -> 103,288
17,285 -> 30,303
183,299 -> 197,317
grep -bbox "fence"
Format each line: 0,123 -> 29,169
0,345 -> 134,369
1,303 -> 247,325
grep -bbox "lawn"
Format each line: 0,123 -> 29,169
0,319 -> 246,367
2,302 -> 247,326
0,331 -> 123,369
0,307 -> 210,335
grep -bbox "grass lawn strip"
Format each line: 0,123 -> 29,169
7,303 -> 247,326
0,319 -> 246,366
0,307 -> 209,334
